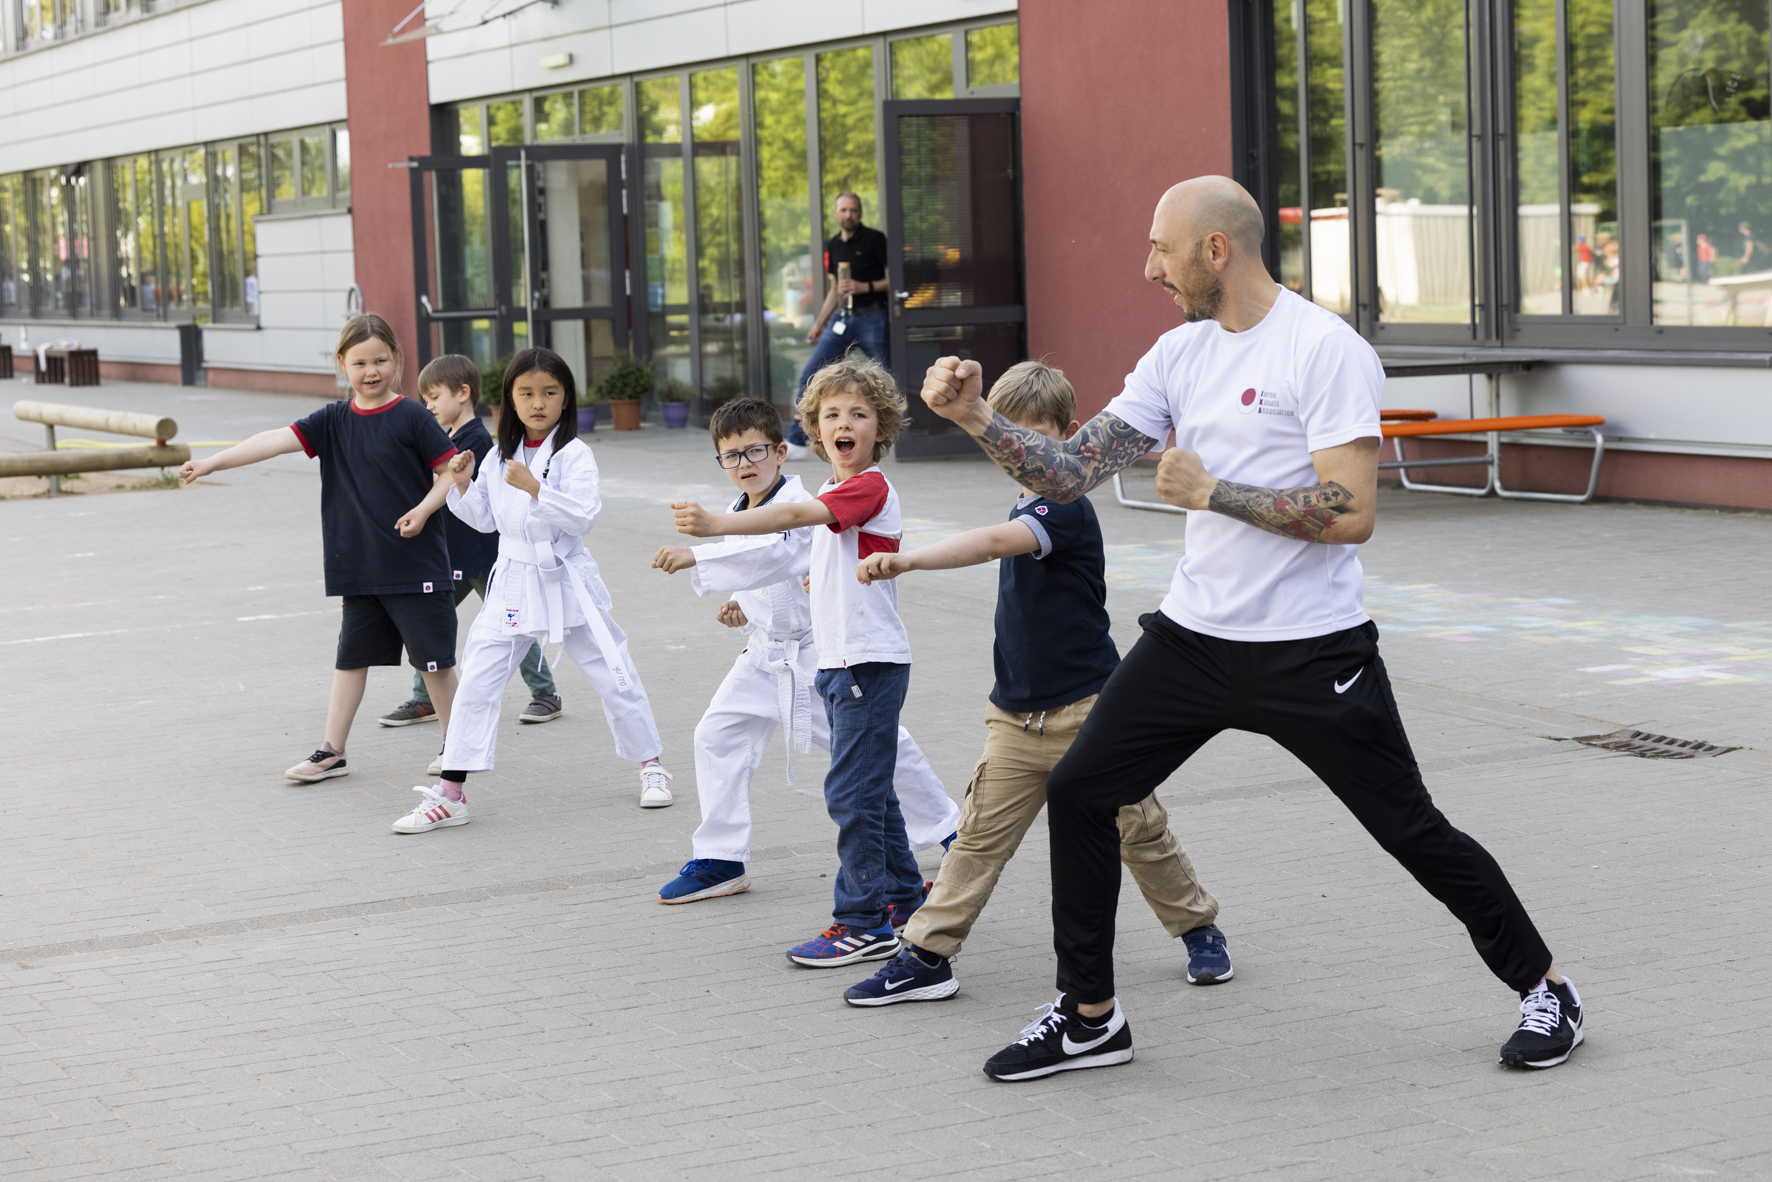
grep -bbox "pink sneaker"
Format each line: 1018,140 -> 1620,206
286,747 -> 347,783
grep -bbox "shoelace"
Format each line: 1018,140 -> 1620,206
305,749 -> 338,765
641,766 -> 671,788
1516,987 -> 1562,1037
678,858 -> 720,879
1015,1001 -> 1067,1046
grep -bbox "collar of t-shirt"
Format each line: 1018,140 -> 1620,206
349,394 -> 404,416
728,473 -> 787,515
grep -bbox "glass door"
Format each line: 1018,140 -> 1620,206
409,152 -> 502,372
883,98 -> 1024,459
495,144 -> 630,398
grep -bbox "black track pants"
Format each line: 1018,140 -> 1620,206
1047,612 -> 1553,1004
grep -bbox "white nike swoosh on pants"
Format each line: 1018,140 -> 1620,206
1334,669 -> 1363,694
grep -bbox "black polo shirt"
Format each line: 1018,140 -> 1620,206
824,225 -> 889,310
989,493 -> 1121,713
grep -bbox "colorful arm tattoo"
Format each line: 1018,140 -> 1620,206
1206,480 -> 1355,541
973,412 -> 1160,503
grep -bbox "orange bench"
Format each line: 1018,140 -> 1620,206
1381,413 -> 1607,503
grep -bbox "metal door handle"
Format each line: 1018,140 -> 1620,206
894,290 -> 910,301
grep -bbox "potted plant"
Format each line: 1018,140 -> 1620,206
657,377 -> 693,428
601,354 -> 652,431
577,381 -> 599,434
479,355 -> 509,429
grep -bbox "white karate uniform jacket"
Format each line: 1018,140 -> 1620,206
685,475 -> 959,861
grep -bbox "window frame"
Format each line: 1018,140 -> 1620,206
1253,0 -> 1772,354
265,123 -> 350,214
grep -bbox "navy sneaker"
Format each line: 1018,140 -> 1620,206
1499,977 -> 1584,1069
786,923 -> 900,968
983,994 -> 1134,1081
1182,922 -> 1233,985
844,945 -> 958,1006
658,858 -> 749,905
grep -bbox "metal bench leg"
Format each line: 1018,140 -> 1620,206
1494,427 -> 1606,504
1389,436 -> 1495,496
1112,472 -> 1186,515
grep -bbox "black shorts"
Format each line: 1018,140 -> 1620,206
336,591 -> 458,671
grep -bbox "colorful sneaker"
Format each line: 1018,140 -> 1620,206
1499,977 -> 1584,1069
983,994 -> 1134,1082
639,763 -> 673,808
286,747 -> 347,783
519,694 -> 563,724
786,923 -> 900,968
658,859 -> 749,904
391,785 -> 470,834
1182,923 -> 1234,985
379,700 -> 437,727
845,945 -> 958,1006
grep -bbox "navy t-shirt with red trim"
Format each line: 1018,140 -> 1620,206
991,493 -> 1121,713
290,395 -> 458,597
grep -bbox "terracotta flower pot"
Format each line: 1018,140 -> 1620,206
609,399 -> 643,431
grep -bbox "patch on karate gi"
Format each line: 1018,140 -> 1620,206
504,609 -> 521,629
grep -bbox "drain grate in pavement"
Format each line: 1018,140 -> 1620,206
1569,728 -> 1739,759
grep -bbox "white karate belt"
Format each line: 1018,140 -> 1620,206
757,625 -> 814,785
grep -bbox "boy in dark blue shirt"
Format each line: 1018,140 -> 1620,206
181,315 -> 462,784
378,355 -> 561,741
841,361 -> 1232,1006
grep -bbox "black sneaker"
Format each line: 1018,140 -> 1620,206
1499,977 -> 1584,1069
379,700 -> 437,727
844,945 -> 958,1006
1182,923 -> 1234,985
983,994 -> 1133,1081
519,694 -> 563,724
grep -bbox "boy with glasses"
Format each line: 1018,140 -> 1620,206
651,398 -> 958,906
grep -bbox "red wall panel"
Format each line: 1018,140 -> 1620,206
1019,0 -> 1235,419
341,0 -> 432,387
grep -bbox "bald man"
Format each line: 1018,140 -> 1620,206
922,177 -> 1582,1081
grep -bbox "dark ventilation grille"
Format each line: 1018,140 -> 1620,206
1570,729 -> 1740,759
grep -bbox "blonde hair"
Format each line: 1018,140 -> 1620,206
797,355 -> 906,464
988,360 -> 1075,431
335,314 -> 404,387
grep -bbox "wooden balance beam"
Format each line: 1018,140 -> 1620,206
10,399 -> 189,495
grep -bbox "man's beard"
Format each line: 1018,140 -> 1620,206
1167,255 -> 1224,323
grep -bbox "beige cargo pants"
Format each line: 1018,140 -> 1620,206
902,694 -> 1218,959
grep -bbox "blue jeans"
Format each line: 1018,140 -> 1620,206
789,305 -> 890,445
412,576 -> 556,704
815,661 -> 925,929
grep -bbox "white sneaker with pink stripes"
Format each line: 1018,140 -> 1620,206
391,785 -> 470,834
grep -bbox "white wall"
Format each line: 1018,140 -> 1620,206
425,0 -> 1017,105
205,210 -> 354,377
1383,365 -> 1772,460
0,0 -> 345,172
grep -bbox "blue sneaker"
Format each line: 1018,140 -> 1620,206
844,945 -> 959,1006
886,880 -> 934,930
658,859 -> 749,905
786,923 -> 900,968
1182,923 -> 1233,985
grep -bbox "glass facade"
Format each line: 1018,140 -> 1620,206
640,74 -> 690,388
818,46 -> 878,241
692,67 -> 747,405
753,56 -> 813,400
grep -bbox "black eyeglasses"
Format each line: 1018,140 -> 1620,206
715,443 -> 777,469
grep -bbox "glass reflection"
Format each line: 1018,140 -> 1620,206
693,67 -> 748,404
753,56 -> 813,403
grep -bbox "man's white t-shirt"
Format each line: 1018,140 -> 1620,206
1104,287 -> 1384,642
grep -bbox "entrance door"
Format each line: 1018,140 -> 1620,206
492,144 -> 630,399
883,98 -> 1024,459
409,153 -> 503,371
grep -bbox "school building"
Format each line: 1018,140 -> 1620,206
2,0 -> 1769,507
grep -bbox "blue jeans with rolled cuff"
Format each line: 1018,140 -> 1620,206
815,661 -> 925,930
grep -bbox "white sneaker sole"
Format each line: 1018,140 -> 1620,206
391,813 -> 470,835
640,791 -> 673,809
378,714 -> 437,728
1503,1022 -> 1583,1069
787,939 -> 901,968
286,766 -> 348,783
987,1047 -> 1134,1081
518,710 -> 562,724
658,876 -> 750,904
1187,964 -> 1234,985
845,977 -> 960,1006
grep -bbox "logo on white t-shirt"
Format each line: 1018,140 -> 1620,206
1236,387 -> 1296,417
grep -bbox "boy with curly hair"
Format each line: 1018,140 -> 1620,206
673,358 -> 936,968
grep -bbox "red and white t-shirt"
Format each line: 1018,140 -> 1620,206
810,467 -> 910,668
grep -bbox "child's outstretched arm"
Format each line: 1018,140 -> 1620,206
673,498 -> 834,538
396,465 -> 457,538
178,427 -> 304,485
857,520 -> 1041,584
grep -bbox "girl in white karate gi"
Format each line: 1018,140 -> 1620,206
650,398 -> 960,903
391,348 -> 672,834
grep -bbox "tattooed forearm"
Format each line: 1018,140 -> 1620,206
974,412 -> 1159,503
1207,480 -> 1355,541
